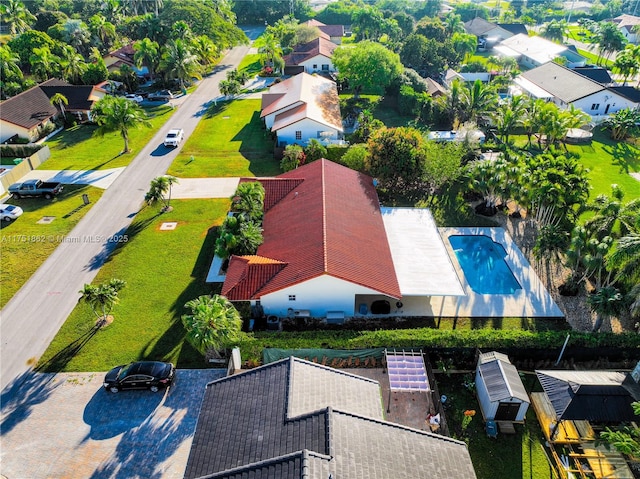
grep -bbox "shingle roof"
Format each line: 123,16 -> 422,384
477,352 -> 529,403
614,14 -> 640,27
222,160 -> 401,300
499,34 -> 570,65
464,17 -> 499,36
0,79 -> 62,128
185,357 -> 477,479
260,73 -> 342,132
609,85 -> 640,103
572,66 -> 613,84
536,370 -> 640,423
283,37 -> 337,67
497,23 -> 528,35
519,62 -> 604,103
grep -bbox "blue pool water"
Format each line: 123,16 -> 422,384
449,235 -> 522,295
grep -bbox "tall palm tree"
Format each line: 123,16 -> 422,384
584,185 -> 640,241
79,278 -> 126,326
49,93 -> 69,120
603,108 -> 640,140
614,47 -> 640,85
608,234 -> 640,288
254,32 -> 283,72
491,95 -> 525,144
29,46 -> 58,82
181,295 -> 242,358
91,95 -> 151,153
134,38 -> 159,81
0,45 -> 23,82
459,79 -> 499,125
0,0 -> 36,34
592,22 -> 627,65
541,19 -> 567,43
588,284 -> 623,332
191,35 -> 219,68
444,13 -> 464,35
159,39 -> 202,91
522,97 -> 545,148
88,13 -> 117,52
59,45 -> 86,84
145,175 -> 178,211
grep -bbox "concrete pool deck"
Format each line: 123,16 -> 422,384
431,227 -> 564,318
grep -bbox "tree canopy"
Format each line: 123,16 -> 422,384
333,41 -> 403,94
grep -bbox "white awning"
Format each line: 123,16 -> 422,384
381,208 -> 464,296
513,76 -> 554,99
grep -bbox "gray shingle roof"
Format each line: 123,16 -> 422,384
477,353 -> 529,403
519,62 -> 604,103
186,357 -> 477,479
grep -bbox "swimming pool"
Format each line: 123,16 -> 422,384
448,235 -> 522,295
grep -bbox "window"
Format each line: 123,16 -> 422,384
322,64 -> 329,71
295,131 -> 302,140
288,295 -> 296,301
591,103 -> 600,111
312,64 -> 317,70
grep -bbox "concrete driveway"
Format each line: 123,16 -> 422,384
0,369 -> 225,479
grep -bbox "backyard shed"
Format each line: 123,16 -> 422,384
476,351 -> 530,424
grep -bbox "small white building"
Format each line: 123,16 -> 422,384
495,34 -> 586,68
475,351 -> 530,424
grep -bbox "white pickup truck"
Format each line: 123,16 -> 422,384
164,129 -> 184,148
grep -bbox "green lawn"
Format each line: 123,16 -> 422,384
576,48 -> 613,68
167,99 -> 279,178
437,373 -> 553,479
37,198 -> 230,372
43,104 -> 175,171
238,53 -> 263,77
0,185 -> 104,308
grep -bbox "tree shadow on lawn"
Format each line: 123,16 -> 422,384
602,142 -> 640,174
140,226 -> 221,368
203,101 -> 232,119
85,210 -> 162,271
233,111 -> 279,176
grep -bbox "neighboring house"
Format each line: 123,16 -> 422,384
613,14 -> 640,44
0,79 -> 106,143
514,62 -> 639,117
425,77 -> 447,98
260,72 -> 343,147
562,1 -> 593,14
464,17 -> 522,49
475,351 -> 530,428
103,43 -> 148,77
184,356 -> 478,479
494,34 -> 586,68
305,19 -> 345,44
221,159 -> 465,320
283,37 -> 338,75
444,68 -> 465,87
572,66 -> 614,85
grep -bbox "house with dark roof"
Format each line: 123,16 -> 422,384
220,160 -> 466,320
572,66 -> 614,85
514,62 -> 639,117
260,73 -> 343,147
283,37 -> 338,76
305,19 -> 345,44
184,357 -> 477,479
0,79 -> 106,143
464,17 -> 522,50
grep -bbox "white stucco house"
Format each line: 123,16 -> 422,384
514,62 -> 640,117
283,37 -> 338,75
260,73 -> 343,147
614,14 -> 640,44
494,34 -> 586,68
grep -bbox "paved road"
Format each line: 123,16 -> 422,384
0,44 -> 252,392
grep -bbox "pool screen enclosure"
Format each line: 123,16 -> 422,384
385,349 -> 430,392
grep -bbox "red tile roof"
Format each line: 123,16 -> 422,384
223,160 -> 401,300
283,37 -> 337,67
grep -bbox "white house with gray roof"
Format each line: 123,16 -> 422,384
514,62 -> 639,117
495,34 -> 586,68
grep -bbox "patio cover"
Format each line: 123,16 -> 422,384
536,370 -> 640,423
513,76 -> 554,99
385,349 -> 430,392
381,208 -> 464,297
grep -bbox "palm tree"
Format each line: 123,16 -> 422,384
49,93 -> 69,120
182,294 -> 242,359
79,278 -> 126,326
88,13 -> 117,52
29,46 -> 58,82
584,185 -> 640,241
231,181 -> 265,223
614,47 -> 640,85
444,13 -> 464,35
145,175 -> 178,211
522,97 -> 545,148
134,38 -> 159,81
603,108 -> 640,140
91,95 -> 151,153
170,20 -> 193,41
159,39 -> 202,91
0,0 -> 36,34
236,221 -> 264,255
592,22 -> 627,65
588,284 -> 624,332
62,19 -> 91,57
491,95 -> 525,144
541,20 -> 567,43
0,45 -> 23,82
254,32 -> 283,73
59,45 -> 87,84
459,79 -> 499,125
608,234 -> 640,287
101,0 -> 122,23
191,35 -> 219,68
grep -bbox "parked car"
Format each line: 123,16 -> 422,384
0,204 -> 23,221
103,361 -> 175,393
8,179 -> 63,199
148,90 -> 174,101
124,94 -> 143,103
164,128 -> 184,147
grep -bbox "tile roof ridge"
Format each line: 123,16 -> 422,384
322,159 -> 328,272
203,357 -> 290,388
302,449 -> 333,479
194,450 -> 311,479
497,358 -> 515,399
291,357 -> 381,385
330,409 -> 470,446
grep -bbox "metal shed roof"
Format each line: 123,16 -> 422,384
478,352 -> 529,403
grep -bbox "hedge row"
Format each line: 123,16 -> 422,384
0,143 -> 44,158
237,328 -> 640,364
